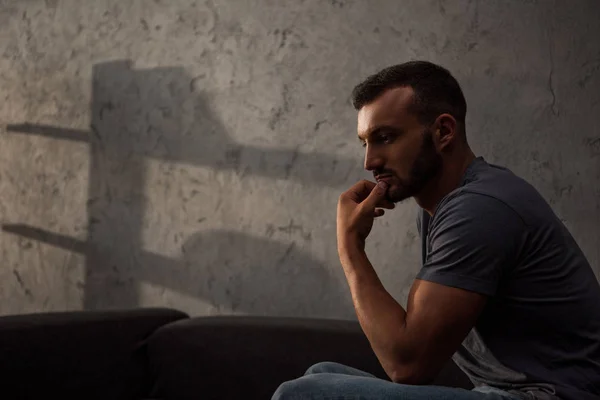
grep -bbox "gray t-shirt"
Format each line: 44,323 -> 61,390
416,157 -> 600,400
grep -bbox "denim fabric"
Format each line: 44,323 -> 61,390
272,362 -> 521,400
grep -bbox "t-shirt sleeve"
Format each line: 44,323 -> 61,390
416,191 -> 525,296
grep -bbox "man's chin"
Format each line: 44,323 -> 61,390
385,186 -> 413,203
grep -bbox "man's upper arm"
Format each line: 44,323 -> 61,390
400,280 -> 486,383
400,192 -> 525,382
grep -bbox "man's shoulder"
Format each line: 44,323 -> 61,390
436,161 -> 544,225
434,187 -> 523,226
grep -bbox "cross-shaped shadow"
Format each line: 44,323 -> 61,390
3,60 -> 359,317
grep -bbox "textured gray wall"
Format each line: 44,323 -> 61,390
1,0 -> 599,317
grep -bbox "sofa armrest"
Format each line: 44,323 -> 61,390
147,316 -> 472,400
0,307 -> 188,400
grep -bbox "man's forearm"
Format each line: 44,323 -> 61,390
338,238 -> 414,381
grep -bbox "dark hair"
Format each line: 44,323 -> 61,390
351,61 -> 467,132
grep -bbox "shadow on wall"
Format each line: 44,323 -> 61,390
3,60 -> 356,317
2,224 -> 351,318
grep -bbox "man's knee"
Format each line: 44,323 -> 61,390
304,361 -> 343,375
271,377 -> 319,400
304,361 -> 375,378
271,380 -> 294,400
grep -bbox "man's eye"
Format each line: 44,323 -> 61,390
360,134 -> 393,148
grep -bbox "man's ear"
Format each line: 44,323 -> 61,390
434,113 -> 458,151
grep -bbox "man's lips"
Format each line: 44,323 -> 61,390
375,175 -> 394,184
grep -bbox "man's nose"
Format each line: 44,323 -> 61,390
364,146 -> 384,171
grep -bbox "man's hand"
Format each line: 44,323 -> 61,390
336,180 -> 395,250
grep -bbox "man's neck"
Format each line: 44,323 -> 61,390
415,148 -> 476,215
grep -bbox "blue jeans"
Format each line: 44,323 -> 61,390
272,361 -> 521,399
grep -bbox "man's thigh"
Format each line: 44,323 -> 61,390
273,362 -> 518,400
273,372 -> 511,400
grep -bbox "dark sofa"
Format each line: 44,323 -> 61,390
0,308 -> 472,399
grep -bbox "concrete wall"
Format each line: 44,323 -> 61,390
1,0 -> 599,317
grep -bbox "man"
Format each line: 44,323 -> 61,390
272,61 -> 600,399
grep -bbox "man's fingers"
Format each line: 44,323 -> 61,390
362,181 -> 389,211
344,180 -> 377,203
374,208 -> 385,217
340,180 -> 394,209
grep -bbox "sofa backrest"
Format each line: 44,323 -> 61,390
146,316 -> 473,400
0,307 -> 188,400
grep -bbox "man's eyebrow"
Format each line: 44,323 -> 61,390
358,125 -> 400,141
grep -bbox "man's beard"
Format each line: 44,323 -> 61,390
386,128 -> 442,203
